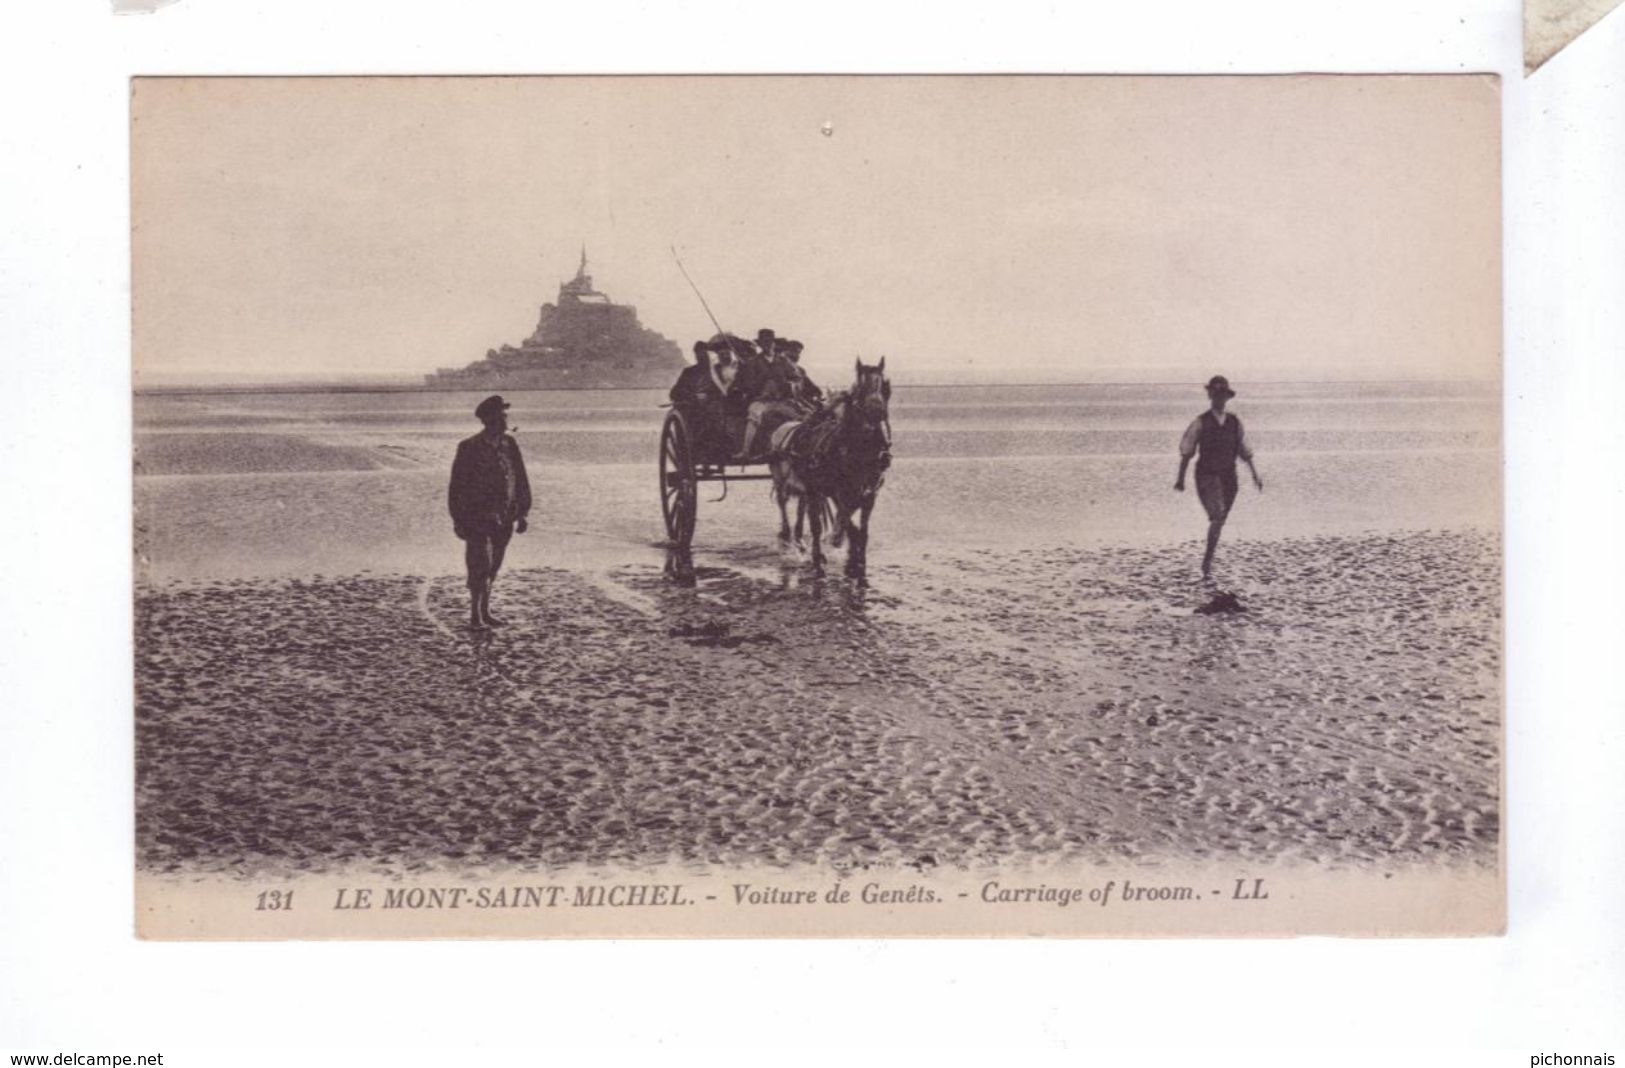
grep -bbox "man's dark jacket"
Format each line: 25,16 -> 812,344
448,432 -> 531,536
737,354 -> 795,406
669,362 -> 719,406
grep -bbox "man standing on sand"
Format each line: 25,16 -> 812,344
1175,375 -> 1263,580
449,395 -> 531,631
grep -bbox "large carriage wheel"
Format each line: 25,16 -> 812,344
659,408 -> 697,547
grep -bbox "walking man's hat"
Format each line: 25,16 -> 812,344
475,395 -> 511,421
1205,375 -> 1236,398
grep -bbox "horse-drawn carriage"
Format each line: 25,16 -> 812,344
658,356 -> 893,579
656,399 -> 773,550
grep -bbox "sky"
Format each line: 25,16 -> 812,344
132,75 -> 1500,386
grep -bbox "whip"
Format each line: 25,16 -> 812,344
670,244 -> 727,339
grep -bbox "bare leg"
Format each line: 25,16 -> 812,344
738,410 -> 761,460
1195,477 -> 1233,581
466,536 -> 490,630
482,580 -> 507,626
482,530 -> 511,625
1202,520 -> 1223,580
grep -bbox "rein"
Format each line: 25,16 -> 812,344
781,368 -> 890,485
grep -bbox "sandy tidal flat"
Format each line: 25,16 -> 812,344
135,529 -> 1500,878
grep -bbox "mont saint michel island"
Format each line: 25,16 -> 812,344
426,250 -> 683,390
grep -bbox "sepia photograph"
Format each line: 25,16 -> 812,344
131,75 -> 1503,938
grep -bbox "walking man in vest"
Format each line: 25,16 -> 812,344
1175,375 -> 1263,579
449,395 -> 531,630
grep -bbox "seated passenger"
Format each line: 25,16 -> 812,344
710,347 -> 738,396
670,342 -> 722,405
754,328 -> 778,361
737,342 -> 800,460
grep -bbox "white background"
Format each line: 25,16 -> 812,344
2,0 -> 1622,1055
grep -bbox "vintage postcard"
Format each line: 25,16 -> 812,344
132,75 -> 1502,938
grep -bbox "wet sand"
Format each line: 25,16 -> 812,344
135,529 -> 1500,878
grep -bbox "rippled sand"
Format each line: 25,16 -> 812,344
134,530 -> 1499,878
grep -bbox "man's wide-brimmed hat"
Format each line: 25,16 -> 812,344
474,394 -> 510,420
1205,375 -> 1236,398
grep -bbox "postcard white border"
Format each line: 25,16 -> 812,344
3,0 -> 1623,1052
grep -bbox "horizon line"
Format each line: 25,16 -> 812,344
133,376 -> 1501,397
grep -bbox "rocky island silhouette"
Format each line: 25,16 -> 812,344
426,249 -> 683,390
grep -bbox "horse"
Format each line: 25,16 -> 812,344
769,357 -> 892,581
